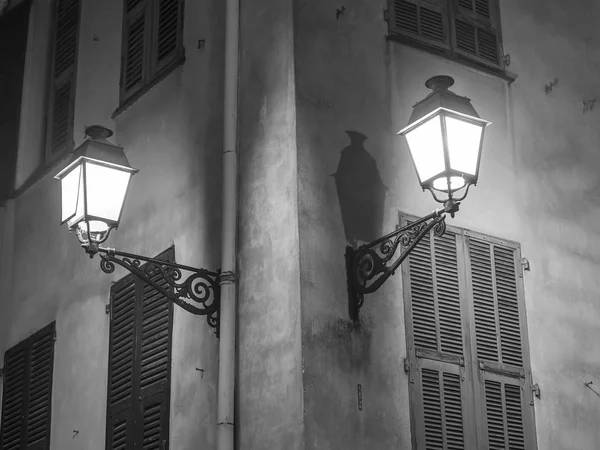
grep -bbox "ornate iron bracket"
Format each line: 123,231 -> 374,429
346,199 -> 459,320
84,243 -> 221,337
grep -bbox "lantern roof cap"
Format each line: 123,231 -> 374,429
55,126 -> 138,179
402,76 -> 483,131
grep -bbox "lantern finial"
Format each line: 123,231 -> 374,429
85,125 -> 113,141
425,75 -> 455,92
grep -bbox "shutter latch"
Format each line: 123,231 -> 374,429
383,8 -> 389,22
403,358 -> 410,373
519,257 -> 530,277
105,303 -> 111,315
532,383 -> 541,399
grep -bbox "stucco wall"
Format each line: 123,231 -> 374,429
0,0 -> 225,448
295,0 -> 600,449
236,0 -> 305,448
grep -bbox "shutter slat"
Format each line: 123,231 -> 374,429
0,346 -> 26,450
50,80 -> 73,155
108,282 -> 136,408
140,277 -> 170,392
443,372 -> 464,449
392,0 -> 446,45
142,401 -> 162,449
53,0 -> 79,77
420,367 -> 465,449
494,246 -> 523,367
409,233 -> 438,351
124,14 -> 146,91
435,234 -> 463,357
455,19 -> 476,54
157,0 -> 179,62
470,239 -> 500,363
484,379 -> 526,450
477,28 -> 498,63
420,6 -> 444,42
475,0 -> 490,17
1,325 -> 55,450
48,0 -> 79,157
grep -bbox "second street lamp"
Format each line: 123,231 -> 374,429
346,75 -> 490,320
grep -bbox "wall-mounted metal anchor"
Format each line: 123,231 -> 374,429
545,78 -> 559,94
336,6 -> 345,19
196,367 -> 204,379
197,39 -> 206,49
583,99 -> 596,114
584,380 -> 600,397
73,430 -> 79,439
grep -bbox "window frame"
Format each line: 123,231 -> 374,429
115,0 -> 185,117
400,213 -> 538,449
387,0 -> 509,80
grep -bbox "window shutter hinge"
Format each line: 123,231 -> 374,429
383,8 -> 389,22
105,303 -> 111,315
520,257 -> 530,277
532,383 -> 541,399
503,53 -> 511,67
0,367 -> 4,378
404,358 -> 415,384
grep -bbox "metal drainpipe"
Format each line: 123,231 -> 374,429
217,0 -> 239,448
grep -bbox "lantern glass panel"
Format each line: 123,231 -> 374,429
61,164 -> 85,226
85,161 -> 132,223
445,115 -> 483,176
405,115 -> 445,183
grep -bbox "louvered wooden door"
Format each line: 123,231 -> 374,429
106,249 -> 173,450
464,235 -> 536,450
0,323 -> 55,450
404,227 -> 477,449
402,214 -> 537,450
46,0 -> 80,158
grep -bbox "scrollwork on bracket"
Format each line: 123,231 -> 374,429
346,200 -> 459,321
96,248 -> 221,337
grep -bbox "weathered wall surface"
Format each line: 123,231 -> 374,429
295,0 -> 600,449
236,0 -> 305,448
0,0 -> 225,448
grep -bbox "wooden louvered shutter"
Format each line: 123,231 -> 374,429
403,222 -> 476,449
121,0 -> 149,100
451,0 -> 503,69
465,235 -> 536,449
106,275 -> 137,450
106,248 -> 173,450
151,0 -> 184,75
388,0 -> 450,50
1,322 -> 55,450
46,0 -> 80,159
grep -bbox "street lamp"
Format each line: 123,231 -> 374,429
346,76 -> 490,320
55,126 -> 221,335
